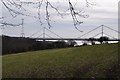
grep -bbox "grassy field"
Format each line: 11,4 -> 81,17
2,43 -> 118,78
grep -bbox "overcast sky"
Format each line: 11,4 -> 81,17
0,0 -> 119,39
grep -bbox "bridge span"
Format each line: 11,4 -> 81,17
33,38 -> 120,41
30,25 -> 120,42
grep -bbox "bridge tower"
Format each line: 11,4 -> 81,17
20,18 -> 25,38
1,20 -> 5,35
101,25 -> 104,37
43,27 -> 45,42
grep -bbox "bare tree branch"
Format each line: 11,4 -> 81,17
47,1 -> 63,17
38,0 -> 43,25
45,1 -> 52,29
1,0 -> 94,30
86,0 -> 95,7
68,0 -> 84,32
0,21 -> 22,27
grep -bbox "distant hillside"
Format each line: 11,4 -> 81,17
2,43 -> 119,78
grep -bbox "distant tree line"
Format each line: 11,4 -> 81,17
88,36 -> 109,44
2,35 -> 76,55
1,35 -> 111,55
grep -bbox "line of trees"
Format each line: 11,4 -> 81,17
2,35 -> 77,55
1,35 -> 111,55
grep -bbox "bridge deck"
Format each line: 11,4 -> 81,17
33,38 -> 120,41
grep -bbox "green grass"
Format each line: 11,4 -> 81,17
0,56 -> 2,78
2,43 -> 118,78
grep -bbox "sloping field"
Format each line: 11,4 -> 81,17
2,43 -> 118,78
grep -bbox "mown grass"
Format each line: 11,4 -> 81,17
2,43 -> 118,78
0,56 -> 2,78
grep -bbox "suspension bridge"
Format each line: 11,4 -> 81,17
29,25 -> 120,43
1,20 -> 120,43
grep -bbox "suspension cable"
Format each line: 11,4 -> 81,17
29,27 -> 43,38
103,32 -> 117,39
103,25 -> 120,33
91,32 -> 102,38
45,27 -> 63,39
78,25 -> 102,38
